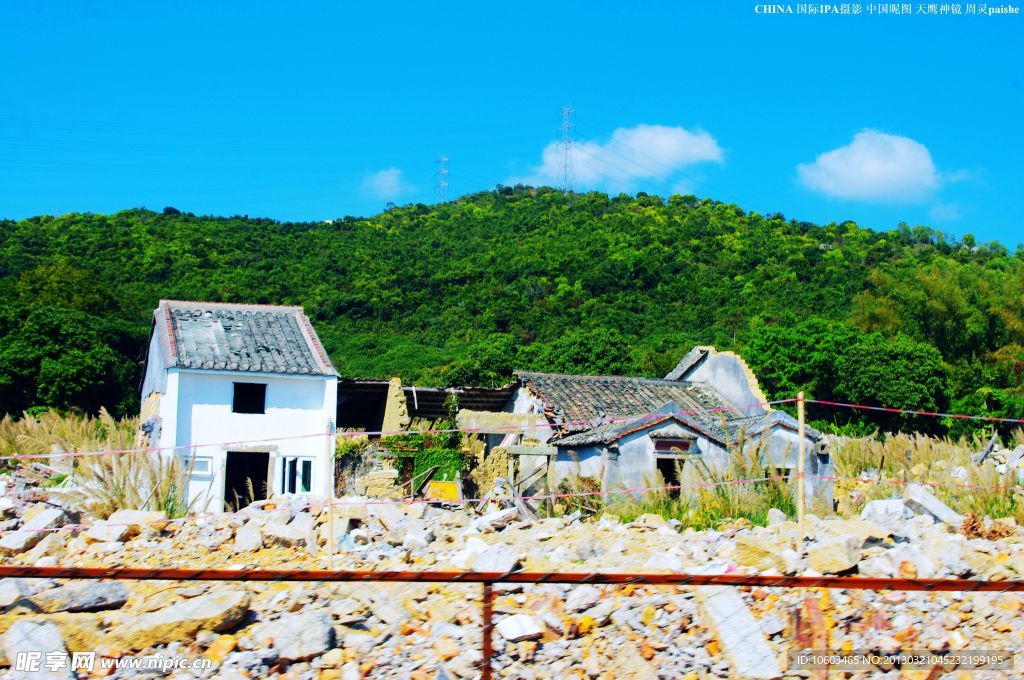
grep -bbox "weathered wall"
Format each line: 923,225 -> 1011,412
679,349 -> 768,417
470,445 -> 511,494
170,369 -> 337,512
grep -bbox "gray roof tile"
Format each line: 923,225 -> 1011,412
156,300 -> 337,377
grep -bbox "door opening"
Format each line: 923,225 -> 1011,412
656,456 -> 683,497
225,451 -> 269,511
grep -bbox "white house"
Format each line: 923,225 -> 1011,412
139,300 -> 338,512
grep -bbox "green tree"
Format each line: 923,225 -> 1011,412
834,333 -> 950,433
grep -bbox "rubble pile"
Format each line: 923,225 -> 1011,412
1,469 -> 1023,678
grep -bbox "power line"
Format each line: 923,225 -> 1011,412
558,105 -> 575,192
436,155 -> 449,202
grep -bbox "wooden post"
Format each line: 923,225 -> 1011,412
797,391 -> 806,532
326,421 -> 336,571
545,452 -> 557,516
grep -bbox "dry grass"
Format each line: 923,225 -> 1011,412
603,442 -> 801,529
1,409 -> 195,519
0,408 -> 137,458
69,450 -> 196,519
831,430 -> 1024,523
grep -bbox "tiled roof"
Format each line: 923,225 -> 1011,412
515,371 -> 745,438
516,370 -> 824,448
517,371 -> 740,422
154,300 -> 337,376
550,406 -> 822,447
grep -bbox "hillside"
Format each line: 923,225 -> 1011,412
1,186 -> 1022,434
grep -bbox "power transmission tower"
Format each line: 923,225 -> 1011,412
558,105 -> 575,192
436,155 -> 449,202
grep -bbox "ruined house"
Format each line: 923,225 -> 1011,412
461,346 -> 833,504
139,300 -> 338,512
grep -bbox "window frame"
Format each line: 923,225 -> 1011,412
280,455 -> 315,495
652,438 -> 696,455
232,382 -> 267,414
184,455 -> 214,477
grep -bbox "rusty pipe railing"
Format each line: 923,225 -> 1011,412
2,566 -> 1022,677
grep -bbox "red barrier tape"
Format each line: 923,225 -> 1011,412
0,400 -> 792,462
806,398 -> 1024,425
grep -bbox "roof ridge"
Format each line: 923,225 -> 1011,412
159,299 -> 306,312
515,370 -> 700,387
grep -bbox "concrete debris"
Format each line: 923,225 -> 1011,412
0,466 -> 1021,678
250,610 -> 335,661
8,581 -> 129,614
807,535 -> 861,573
859,498 -> 912,530
904,483 -> 964,526
694,585 -> 782,679
107,590 -> 250,650
3,621 -> 74,680
495,614 -> 543,642
0,508 -> 66,555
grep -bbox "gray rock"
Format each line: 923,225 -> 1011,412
471,544 -> 520,573
370,600 -> 407,625
694,586 -> 782,679
0,508 -> 67,555
107,590 -> 250,650
495,614 -> 543,642
2,620 -> 74,679
263,518 -> 313,548
564,584 -> 601,613
402,529 -> 434,551
904,483 -> 963,526
251,610 -> 335,662
766,508 -> 787,526
233,524 -> 264,552
470,507 -> 518,532
643,552 -> 683,571
10,581 -> 129,614
0,578 -> 33,609
807,536 -> 861,574
860,498 -> 912,530
581,600 -> 615,625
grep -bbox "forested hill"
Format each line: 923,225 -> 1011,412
1,187 -> 1022,434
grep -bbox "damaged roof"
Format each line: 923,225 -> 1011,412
550,403 -> 822,447
515,370 -> 822,448
153,300 -> 337,376
516,371 -> 741,424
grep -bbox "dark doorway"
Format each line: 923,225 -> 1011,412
225,451 -> 269,510
656,457 -> 682,496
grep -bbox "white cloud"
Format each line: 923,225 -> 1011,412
797,130 -> 939,201
513,124 -> 723,190
360,167 -> 412,200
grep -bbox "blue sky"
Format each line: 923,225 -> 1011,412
1,1 -> 1021,244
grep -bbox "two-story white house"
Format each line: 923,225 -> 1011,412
139,300 -> 338,512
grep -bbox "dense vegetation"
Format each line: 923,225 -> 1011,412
1,187 -> 1022,435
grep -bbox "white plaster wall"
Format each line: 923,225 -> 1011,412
684,352 -> 766,417
171,369 -> 337,512
745,425 -> 833,506
505,387 -> 550,444
140,332 -> 168,401
553,447 -> 605,482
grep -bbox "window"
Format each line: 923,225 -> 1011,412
184,455 -> 213,476
280,456 -> 314,494
654,438 -> 694,454
232,383 -> 266,414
